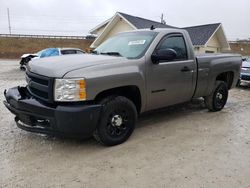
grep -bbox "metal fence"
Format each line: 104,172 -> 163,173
0,34 -> 89,39
229,40 -> 250,44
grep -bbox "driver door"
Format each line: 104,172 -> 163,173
146,33 -> 196,110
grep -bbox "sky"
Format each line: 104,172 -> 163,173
0,0 -> 249,40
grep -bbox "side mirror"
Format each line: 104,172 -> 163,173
151,48 -> 177,64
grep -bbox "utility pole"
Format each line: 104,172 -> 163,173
160,13 -> 166,25
7,8 -> 11,35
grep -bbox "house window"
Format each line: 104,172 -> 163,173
205,50 -> 215,53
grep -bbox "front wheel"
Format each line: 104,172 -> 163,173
93,96 -> 137,146
204,81 -> 228,112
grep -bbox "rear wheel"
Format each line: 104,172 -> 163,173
204,81 -> 228,112
93,96 -> 137,146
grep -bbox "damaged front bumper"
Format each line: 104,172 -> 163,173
3,86 -> 102,138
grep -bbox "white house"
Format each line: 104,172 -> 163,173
90,12 -> 230,53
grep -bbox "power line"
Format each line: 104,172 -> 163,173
8,17 -> 106,23
5,19 -> 102,25
9,13 -> 109,18
9,28 -> 89,32
5,14 -> 108,22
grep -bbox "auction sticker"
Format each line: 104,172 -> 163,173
128,40 -> 146,45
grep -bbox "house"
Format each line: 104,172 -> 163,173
90,12 -> 230,53
183,23 -> 229,53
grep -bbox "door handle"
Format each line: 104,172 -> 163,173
181,66 -> 191,72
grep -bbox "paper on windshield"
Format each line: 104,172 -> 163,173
128,40 -> 146,46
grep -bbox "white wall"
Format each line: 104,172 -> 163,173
102,19 -> 134,42
194,34 -> 221,53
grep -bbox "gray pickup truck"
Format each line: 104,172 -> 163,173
4,29 -> 242,146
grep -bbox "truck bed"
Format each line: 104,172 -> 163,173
193,53 -> 242,98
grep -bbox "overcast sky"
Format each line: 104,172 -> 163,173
0,0 -> 249,40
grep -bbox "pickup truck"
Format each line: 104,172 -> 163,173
4,29 -> 242,146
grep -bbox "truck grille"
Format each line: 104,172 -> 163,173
26,71 -> 54,103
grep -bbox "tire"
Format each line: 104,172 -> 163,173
204,81 -> 228,112
93,96 -> 137,146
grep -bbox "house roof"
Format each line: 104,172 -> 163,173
118,12 -> 176,29
118,13 -> 222,46
89,18 -> 111,34
183,23 -> 221,46
90,12 -> 228,49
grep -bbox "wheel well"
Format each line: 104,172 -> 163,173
216,71 -> 234,89
95,86 -> 142,113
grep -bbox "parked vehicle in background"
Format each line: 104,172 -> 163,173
238,57 -> 250,86
19,48 -> 85,70
4,29 -> 241,146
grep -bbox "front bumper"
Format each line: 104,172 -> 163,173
3,86 -> 102,138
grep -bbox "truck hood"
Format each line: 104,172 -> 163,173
28,54 -> 127,77
21,53 -> 37,58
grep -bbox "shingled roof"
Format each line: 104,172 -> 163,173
118,12 -> 176,29
119,12 -> 221,46
183,23 -> 221,46
90,12 -> 226,49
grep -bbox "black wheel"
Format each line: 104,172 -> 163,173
93,96 -> 137,146
204,81 -> 228,112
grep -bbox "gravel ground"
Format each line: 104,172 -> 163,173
0,60 -> 250,188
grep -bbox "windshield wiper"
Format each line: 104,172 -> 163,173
100,52 -> 122,57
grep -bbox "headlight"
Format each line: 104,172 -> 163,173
54,78 -> 86,101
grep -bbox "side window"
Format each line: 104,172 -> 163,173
76,50 -> 85,54
61,50 -> 77,55
158,35 -> 188,60
205,50 -> 215,53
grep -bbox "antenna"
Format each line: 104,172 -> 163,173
7,8 -> 11,35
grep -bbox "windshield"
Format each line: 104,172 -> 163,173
40,48 -> 59,58
94,31 -> 157,59
36,50 -> 45,57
